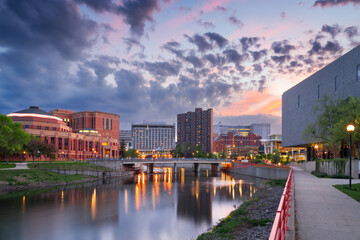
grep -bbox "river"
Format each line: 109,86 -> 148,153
0,168 -> 265,240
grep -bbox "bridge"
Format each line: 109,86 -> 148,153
88,158 -> 232,173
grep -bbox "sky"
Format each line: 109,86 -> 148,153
0,0 -> 359,133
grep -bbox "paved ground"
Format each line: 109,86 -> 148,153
0,162 -> 29,170
293,166 -> 360,240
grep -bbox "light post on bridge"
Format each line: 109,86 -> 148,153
346,124 -> 355,189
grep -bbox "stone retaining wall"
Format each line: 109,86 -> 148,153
226,166 -> 290,179
46,169 -> 133,178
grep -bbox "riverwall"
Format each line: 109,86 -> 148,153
226,166 -> 290,179
291,160 -> 359,179
46,169 -> 134,178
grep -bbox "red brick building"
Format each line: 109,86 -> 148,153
8,106 -> 119,160
213,132 -> 261,155
177,108 -> 213,153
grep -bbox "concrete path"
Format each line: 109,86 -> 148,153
0,162 -> 29,170
293,166 -> 360,240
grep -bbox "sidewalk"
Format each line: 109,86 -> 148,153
293,166 -> 360,240
0,162 -> 29,170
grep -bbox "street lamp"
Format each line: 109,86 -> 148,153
346,124 -> 355,189
314,144 -> 319,161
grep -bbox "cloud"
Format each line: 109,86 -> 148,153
271,40 -> 295,54
239,37 -> 260,52
144,61 -> 182,78
215,6 -> 227,12
271,55 -> 291,64
184,54 -> 204,68
280,11 -> 286,19
222,49 -> 247,65
197,20 -> 216,29
77,0 -> 160,37
344,26 -> 359,38
204,32 -> 229,48
250,49 -> 267,61
229,16 -> 243,27
123,37 -> 145,52
313,0 -> 360,7
185,34 -> 213,52
321,24 -> 342,38
308,40 -> 343,55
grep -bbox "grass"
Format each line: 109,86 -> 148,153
196,197 -> 272,240
264,179 -> 287,187
0,169 -> 95,187
0,163 -> 16,169
333,183 -> 360,202
27,162 -> 114,171
311,171 -> 349,179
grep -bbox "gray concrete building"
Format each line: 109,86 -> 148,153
282,45 -> 360,147
119,130 -> 132,149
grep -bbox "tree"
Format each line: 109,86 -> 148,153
119,139 -> 126,158
125,148 -> 139,158
41,142 -> 57,162
194,145 -> 204,158
26,137 -> 43,165
173,144 -> 183,158
270,149 -> 281,164
0,114 -> 30,163
181,143 -> 195,158
303,95 -> 360,158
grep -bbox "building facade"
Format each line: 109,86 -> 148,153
8,106 -> 119,160
131,122 -> 175,152
213,123 -> 270,139
177,108 -> 213,153
119,130 -> 132,149
282,45 -> 360,147
250,123 -> 271,139
213,132 -> 261,157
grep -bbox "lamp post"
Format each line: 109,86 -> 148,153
346,124 -> 355,189
314,144 -> 319,161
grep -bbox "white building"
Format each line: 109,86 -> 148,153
250,123 -> 271,139
131,122 -> 175,152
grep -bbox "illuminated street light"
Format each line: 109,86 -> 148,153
347,124 -> 355,189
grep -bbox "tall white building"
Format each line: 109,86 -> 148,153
131,122 -> 175,151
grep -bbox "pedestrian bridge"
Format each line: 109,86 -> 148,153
88,158 -> 232,173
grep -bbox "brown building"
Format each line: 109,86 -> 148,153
177,108 -> 213,153
213,132 -> 261,157
8,106 -> 119,160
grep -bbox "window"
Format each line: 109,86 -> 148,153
53,127 -> 56,131
64,138 -> 68,150
24,125 -> 29,129
37,126 -> 41,129
51,137 -> 55,144
317,85 -> 320,99
45,126 -> 49,130
58,138 -> 63,150
357,65 -> 360,82
298,95 -> 301,108
335,76 -> 339,92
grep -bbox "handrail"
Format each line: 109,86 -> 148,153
268,167 -> 293,240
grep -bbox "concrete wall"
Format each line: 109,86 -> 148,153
87,159 -> 124,171
227,166 -> 290,179
46,169 -> 133,178
282,46 -> 360,147
291,160 -> 359,179
291,161 -> 316,173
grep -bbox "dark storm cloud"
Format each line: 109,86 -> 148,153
197,20 -> 216,29
229,16 -> 243,27
271,55 -> 291,64
77,0 -> 160,37
204,32 -> 229,48
144,61 -> 182,77
239,37 -> 260,52
308,40 -> 343,55
313,0 -> 360,7
0,0 -> 98,60
83,55 -> 120,81
185,34 -> 212,52
321,24 -> 342,38
271,40 -> 295,54
250,49 -> 267,61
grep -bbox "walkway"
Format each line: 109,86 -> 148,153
0,162 -> 29,170
293,166 -> 360,240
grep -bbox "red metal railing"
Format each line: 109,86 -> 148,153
268,167 -> 293,240
231,162 -> 290,169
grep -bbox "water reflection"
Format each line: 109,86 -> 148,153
0,169 -> 264,240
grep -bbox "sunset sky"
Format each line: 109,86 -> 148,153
1,0 -> 359,133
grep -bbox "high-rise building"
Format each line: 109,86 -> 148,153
250,123 -> 271,139
177,108 -> 213,153
119,130 -> 132,149
131,122 -> 175,152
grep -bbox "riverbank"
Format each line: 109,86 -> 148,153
197,179 -> 285,240
0,169 -> 97,193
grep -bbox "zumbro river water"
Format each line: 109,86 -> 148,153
0,168 -> 265,240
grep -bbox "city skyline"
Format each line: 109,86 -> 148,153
1,0 -> 359,134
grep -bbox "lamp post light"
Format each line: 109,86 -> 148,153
346,124 -> 355,189
314,144 -> 319,161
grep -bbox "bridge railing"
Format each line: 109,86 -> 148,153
88,158 -> 231,163
268,167 -> 293,240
